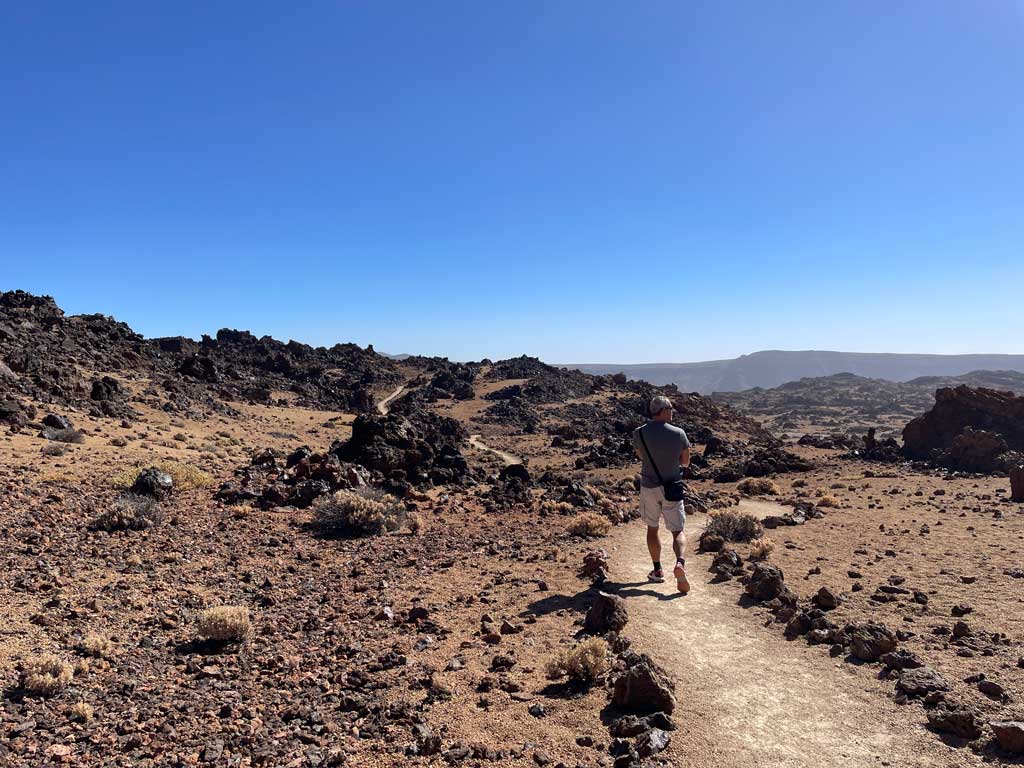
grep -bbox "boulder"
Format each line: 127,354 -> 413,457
896,666 -> 949,698
90,376 -> 122,401
991,721 -> 1024,754
584,592 -> 628,634
812,586 -> 841,610
845,622 -> 897,662
926,702 -> 983,740
611,654 -> 676,715
745,563 -> 785,601
131,468 -> 174,499
581,550 -> 610,583
42,414 -> 73,430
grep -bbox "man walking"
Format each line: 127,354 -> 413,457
633,395 -> 691,593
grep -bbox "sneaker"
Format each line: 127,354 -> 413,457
674,561 -> 690,594
647,568 -> 665,583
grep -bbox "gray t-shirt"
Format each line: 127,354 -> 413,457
632,421 -> 691,489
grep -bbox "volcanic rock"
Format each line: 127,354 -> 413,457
131,468 -> 174,499
903,386 -> 1024,471
845,622 -> 898,662
991,722 -> 1024,754
611,653 -> 676,715
745,563 -> 786,601
926,702 -> 983,740
585,592 -> 628,634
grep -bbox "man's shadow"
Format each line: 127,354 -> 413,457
608,580 -> 687,602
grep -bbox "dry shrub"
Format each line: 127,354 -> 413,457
705,509 -> 763,543
69,701 -> 94,722
791,478 -> 808,488
539,499 -> 574,515
749,538 -> 775,561
816,495 -> 840,508
545,638 -> 610,683
406,510 -> 423,534
567,512 -> 612,538
109,461 -> 212,491
737,477 -> 779,496
311,488 -> 406,536
22,655 -> 74,696
197,606 -> 251,642
110,436 -> 129,447
89,494 -> 163,532
77,634 -> 112,658
41,443 -> 68,457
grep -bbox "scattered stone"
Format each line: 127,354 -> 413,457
991,721 -> 1024,753
585,592 -> 629,634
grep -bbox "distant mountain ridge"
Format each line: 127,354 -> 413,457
563,350 -> 1024,394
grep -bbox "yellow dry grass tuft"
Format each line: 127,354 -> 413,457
545,638 -> 610,683
196,606 -> 251,642
22,654 -> 74,696
816,494 -> 841,508
737,477 -> 780,496
108,461 -> 213,491
69,701 -> 94,722
567,512 -> 612,538
539,499 -> 575,515
77,634 -> 113,658
749,537 -> 775,561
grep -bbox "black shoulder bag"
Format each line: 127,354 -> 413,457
638,426 -> 686,502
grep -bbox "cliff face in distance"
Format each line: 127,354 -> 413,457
566,350 -> 1024,394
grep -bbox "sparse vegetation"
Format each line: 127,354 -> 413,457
41,443 -> 68,456
567,512 -> 612,538
76,634 -> 112,658
311,488 -> 406,536
538,499 -> 574,515
110,436 -> 128,447
704,509 -> 763,542
749,537 -> 775,560
545,637 -> 610,683
21,654 -> 74,696
109,461 -> 212,491
89,494 -> 163,532
816,494 -> 841,508
196,606 -> 251,642
737,477 -> 780,496
69,701 -> 94,722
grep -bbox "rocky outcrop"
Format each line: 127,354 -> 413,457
903,386 -> 1024,471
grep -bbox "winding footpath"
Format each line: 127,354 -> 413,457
604,500 -> 980,768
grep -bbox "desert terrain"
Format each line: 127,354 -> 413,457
1,291 -> 1023,767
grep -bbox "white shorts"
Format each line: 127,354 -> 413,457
640,484 -> 685,532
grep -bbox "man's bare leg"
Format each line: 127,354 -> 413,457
671,530 -> 689,593
646,526 -> 664,581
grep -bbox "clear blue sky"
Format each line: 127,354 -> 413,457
2,2 -> 1022,363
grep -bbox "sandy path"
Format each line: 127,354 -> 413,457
468,434 -> 521,466
604,500 -> 980,768
376,384 -> 408,415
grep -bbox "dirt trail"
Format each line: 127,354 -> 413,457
468,434 -> 521,466
605,500 -> 980,768
376,384 -> 408,415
